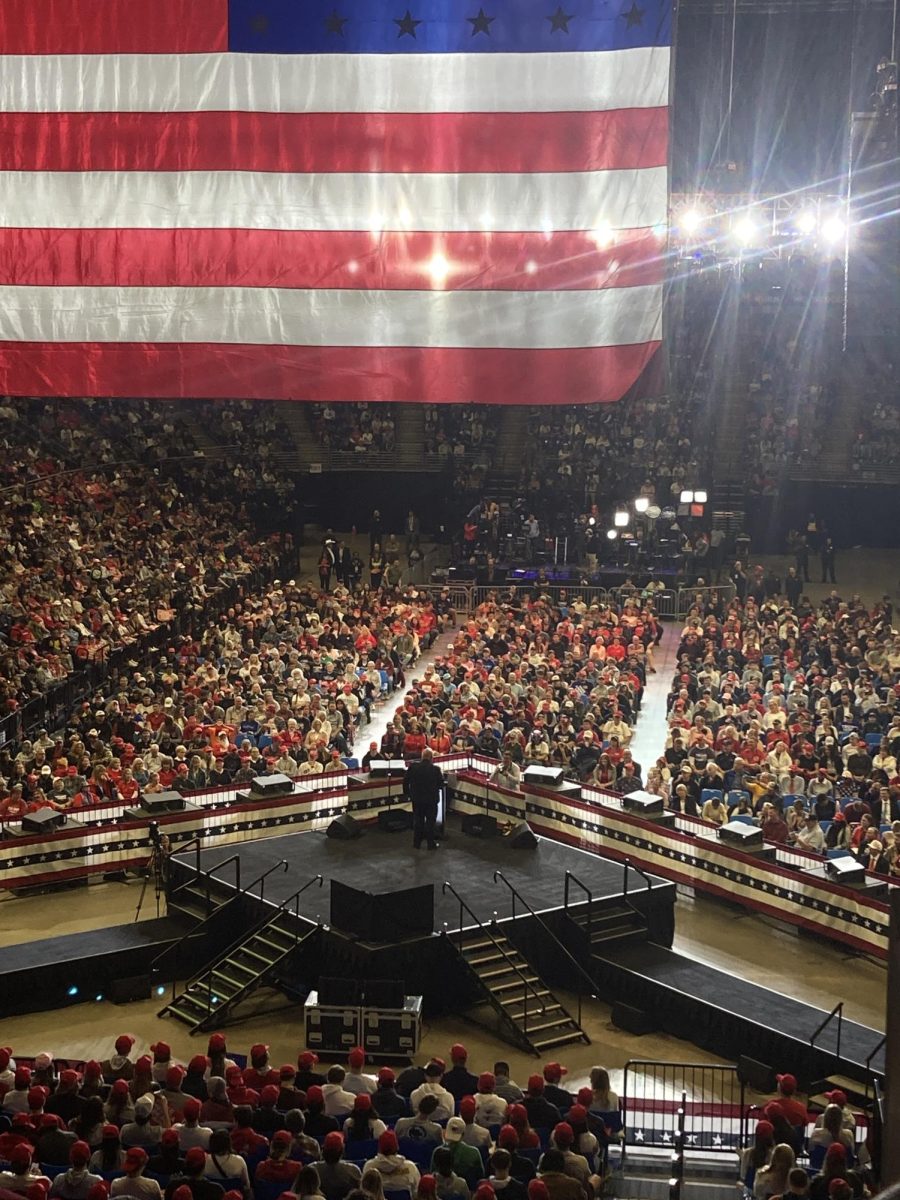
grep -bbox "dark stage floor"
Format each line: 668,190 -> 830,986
187,821 -> 673,931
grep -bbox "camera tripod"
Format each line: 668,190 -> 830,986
134,822 -> 170,922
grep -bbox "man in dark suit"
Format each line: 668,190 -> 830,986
405,747 -> 443,850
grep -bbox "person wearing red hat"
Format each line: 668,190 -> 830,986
78,1065 -> 104,1104
410,1062 -> 454,1123
110,1145 -> 162,1200
295,1053 -> 325,1094
150,1044 -> 175,1088
343,1049 -> 376,1097
474,1074 -> 508,1129
527,1181 -> 551,1200
313,1132 -> 362,1199
739,1122 -> 775,1190
182,1059 -> 209,1104
522,1077 -> 561,1132
371,1068 -> 407,1122
0,1145 -> 51,1196
544,1124 -> 592,1195
162,1069 -> 189,1120
303,1088 -> 339,1141
253,1086 -> 285,1137
506,1106 -> 541,1151
454,1097 -> 490,1153
253,1131 -> 302,1187
204,1037 -> 235,1083
273,1066 -> 305,1114
47,1141 -> 103,1200
362,1131 -> 420,1192
765,1076 -> 808,1129
243,1045 -> 278,1093
128,1060 -> 155,1106
441,1046 -> 478,1105
162,1147 -> 221,1200
102,1037 -> 136,1084
173,1100 -> 212,1152
104,1081 -> 135,1129
32,1116 -> 75,1168
90,1127 -> 126,1176
813,1092 -> 856,1132
45,1071 -> 82,1126
496,1130 -> 537,1187
28,1086 -> 49,1123
342,1094 -> 386,1144
2,1068 -> 33,1115
541,1066 -> 572,1114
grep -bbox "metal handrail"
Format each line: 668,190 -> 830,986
493,870 -> 597,1031
669,1092 -> 687,1200
563,869 -> 595,943
442,880 -> 548,1040
810,1001 -> 844,1060
623,855 -> 654,898
154,853 -> 241,1000
865,1033 -> 886,1101
244,859 -> 289,905
203,873 -> 324,1017
152,891 -> 240,1001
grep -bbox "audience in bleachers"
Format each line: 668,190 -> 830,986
660,583 -> 900,876
309,405 -> 395,454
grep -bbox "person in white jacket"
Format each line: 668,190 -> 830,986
363,1131 -> 421,1192
410,1062 -> 455,1122
322,1066 -> 356,1117
474,1074 -> 508,1128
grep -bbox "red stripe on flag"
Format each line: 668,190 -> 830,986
0,0 -> 227,53
0,228 -> 663,291
0,109 -> 668,174
0,342 -> 661,404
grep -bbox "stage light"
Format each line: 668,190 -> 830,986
732,216 -> 758,246
614,510 -> 629,527
428,254 -> 450,285
67,985 -> 79,997
634,496 -> 650,513
694,489 -> 708,504
821,215 -> 846,245
587,516 -> 596,526
606,529 -> 618,540
95,994 -> 104,1003
796,210 -> 817,236
678,208 -> 704,235
680,490 -> 694,504
155,985 -> 166,997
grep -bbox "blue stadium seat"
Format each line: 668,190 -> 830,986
701,788 -> 724,806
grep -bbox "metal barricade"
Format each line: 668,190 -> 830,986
622,1060 -> 747,1159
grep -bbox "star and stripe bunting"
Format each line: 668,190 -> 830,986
0,0 -> 670,403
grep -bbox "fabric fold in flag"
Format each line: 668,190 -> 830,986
0,0 -> 672,404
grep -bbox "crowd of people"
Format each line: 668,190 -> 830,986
654,582 -> 900,876
0,1038 -> 624,1200
309,407 -> 396,454
0,399 -> 297,747
0,582 -> 454,817
372,590 -> 660,790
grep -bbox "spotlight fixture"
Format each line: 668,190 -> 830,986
820,215 -> 846,245
796,210 -> 817,236
732,216 -> 757,246
680,490 -> 694,504
694,490 -> 708,504
606,529 -> 618,540
634,496 -> 650,513
614,510 -> 629,527
678,208 -> 704,235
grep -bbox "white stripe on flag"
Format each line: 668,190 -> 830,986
0,48 -> 670,114
0,168 -> 667,232
0,284 -> 662,349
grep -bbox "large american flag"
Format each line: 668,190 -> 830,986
0,0 -> 670,404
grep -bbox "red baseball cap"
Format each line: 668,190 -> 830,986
348,1047 -> 365,1069
450,1043 -> 468,1060
298,1051 -> 319,1070
377,1067 -> 395,1086
115,1035 -> 136,1054
250,1043 -> 269,1060
543,1063 -> 567,1082
378,1131 -> 399,1155
323,1132 -> 345,1153
208,1034 -> 227,1053
777,1073 -> 797,1096
478,1072 -> 495,1092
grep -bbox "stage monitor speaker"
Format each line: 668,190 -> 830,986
318,976 -> 361,1006
462,812 -> 498,838
142,790 -> 186,815
378,808 -> 414,832
825,855 -> 866,885
364,979 -> 406,1008
508,820 -> 538,849
21,808 -> 66,834
250,773 -> 294,797
523,766 -> 565,788
738,1056 -> 776,1093
718,820 -> 764,850
369,760 -> 407,778
611,1001 -> 656,1036
623,790 -> 665,817
109,974 -> 151,1004
327,814 -> 363,841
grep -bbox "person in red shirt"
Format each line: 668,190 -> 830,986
252,1130 -> 301,1184
403,721 -> 427,760
243,1044 -> 279,1091
764,1074 -> 808,1127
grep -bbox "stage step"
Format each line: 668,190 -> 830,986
809,1074 -> 874,1108
566,904 -> 649,951
451,925 -> 589,1056
158,910 -> 318,1033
